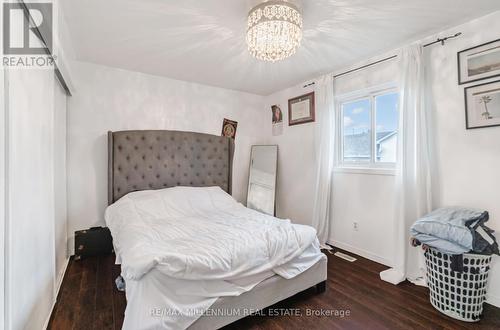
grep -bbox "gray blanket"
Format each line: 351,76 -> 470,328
410,207 -> 498,255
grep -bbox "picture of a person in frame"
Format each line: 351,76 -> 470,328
272,105 -> 283,124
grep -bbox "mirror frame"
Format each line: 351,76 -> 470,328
246,145 -> 278,216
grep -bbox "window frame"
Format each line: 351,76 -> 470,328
335,83 -> 399,174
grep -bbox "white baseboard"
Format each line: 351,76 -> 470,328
67,235 -> 75,256
55,257 -> 70,296
328,239 -> 393,267
43,257 -> 70,330
487,292 -> 500,308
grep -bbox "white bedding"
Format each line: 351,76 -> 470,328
105,186 -> 325,330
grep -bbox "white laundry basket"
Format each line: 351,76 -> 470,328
424,248 -> 492,322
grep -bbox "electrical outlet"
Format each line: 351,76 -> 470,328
353,222 -> 359,231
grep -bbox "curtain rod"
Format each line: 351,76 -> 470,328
422,32 -> 462,48
303,32 -> 462,87
332,55 -> 398,79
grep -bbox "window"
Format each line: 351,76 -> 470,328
339,88 -> 399,169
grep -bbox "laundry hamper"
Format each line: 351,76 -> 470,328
424,248 -> 492,322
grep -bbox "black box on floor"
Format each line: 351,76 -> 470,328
74,227 -> 113,260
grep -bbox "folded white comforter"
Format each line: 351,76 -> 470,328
105,186 -> 318,282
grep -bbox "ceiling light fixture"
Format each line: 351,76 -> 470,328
246,0 -> 303,62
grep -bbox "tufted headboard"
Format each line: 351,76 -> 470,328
107,130 -> 235,204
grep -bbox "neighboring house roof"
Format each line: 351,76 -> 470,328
344,131 -> 370,157
344,131 -> 397,158
376,131 -> 397,144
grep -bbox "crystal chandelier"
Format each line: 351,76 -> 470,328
246,0 -> 303,62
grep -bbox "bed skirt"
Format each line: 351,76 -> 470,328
189,256 -> 328,329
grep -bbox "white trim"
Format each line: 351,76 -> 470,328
333,167 -> 396,176
335,82 -> 398,102
68,235 -> 75,256
486,292 -> 500,308
328,239 -> 393,267
56,258 -> 70,295
43,257 -> 69,330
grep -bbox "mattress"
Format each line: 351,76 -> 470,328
122,242 -> 326,329
105,186 -> 326,329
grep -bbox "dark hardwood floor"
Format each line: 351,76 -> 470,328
48,249 -> 500,330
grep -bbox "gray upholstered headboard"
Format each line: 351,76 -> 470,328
108,130 -> 235,204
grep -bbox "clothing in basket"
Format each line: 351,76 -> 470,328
410,207 -> 499,255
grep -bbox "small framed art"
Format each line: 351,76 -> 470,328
464,80 -> 500,129
271,105 -> 283,136
288,92 -> 315,126
458,39 -> 500,85
221,118 -> 238,139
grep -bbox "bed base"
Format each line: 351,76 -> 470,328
188,256 -> 328,330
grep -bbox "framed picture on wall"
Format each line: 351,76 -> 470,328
221,118 -> 238,139
288,92 -> 315,126
464,80 -> 500,129
271,105 -> 283,136
458,39 -> 500,85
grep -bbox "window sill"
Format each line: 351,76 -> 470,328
333,167 -> 396,176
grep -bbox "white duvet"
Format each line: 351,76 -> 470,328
105,186 -> 324,329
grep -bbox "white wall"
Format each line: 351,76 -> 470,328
67,61 -> 267,254
264,11 -> 500,306
424,11 -> 500,307
264,85 -> 396,266
2,2 -> 72,328
263,86 -> 318,226
332,58 -> 399,266
264,59 -> 399,266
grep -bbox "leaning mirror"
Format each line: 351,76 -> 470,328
247,145 -> 278,216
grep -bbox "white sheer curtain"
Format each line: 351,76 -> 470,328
380,44 -> 433,285
312,74 -> 335,247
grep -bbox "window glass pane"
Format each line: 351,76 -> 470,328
343,99 -> 371,162
375,92 -> 399,163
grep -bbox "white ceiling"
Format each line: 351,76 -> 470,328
62,0 -> 500,95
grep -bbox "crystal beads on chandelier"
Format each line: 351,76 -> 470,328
246,1 -> 303,62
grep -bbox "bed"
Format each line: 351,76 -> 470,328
106,130 -> 327,330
